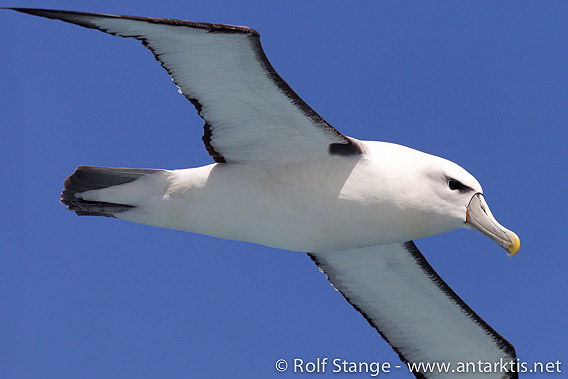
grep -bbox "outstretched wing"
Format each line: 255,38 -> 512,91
309,242 -> 517,379
12,8 -> 363,163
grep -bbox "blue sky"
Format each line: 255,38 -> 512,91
1,1 -> 566,378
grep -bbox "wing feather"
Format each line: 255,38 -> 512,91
13,8 -> 364,163
309,242 -> 517,379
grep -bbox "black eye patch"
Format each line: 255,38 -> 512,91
448,179 -> 466,191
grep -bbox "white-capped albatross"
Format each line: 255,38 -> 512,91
10,8 -> 520,378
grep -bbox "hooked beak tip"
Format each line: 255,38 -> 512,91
466,193 -> 520,258
507,231 -> 520,257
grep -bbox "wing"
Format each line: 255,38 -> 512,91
12,8 -> 363,163
308,242 -> 517,379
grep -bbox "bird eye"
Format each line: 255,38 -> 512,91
448,179 -> 465,191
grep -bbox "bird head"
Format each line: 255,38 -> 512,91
427,155 -> 520,257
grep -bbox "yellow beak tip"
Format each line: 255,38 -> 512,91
507,232 -> 520,257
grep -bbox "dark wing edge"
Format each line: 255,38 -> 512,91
400,242 -> 517,361
308,241 -> 518,379
10,8 -> 364,162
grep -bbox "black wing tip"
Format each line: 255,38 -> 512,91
6,7 -> 109,18
4,7 -> 41,12
7,7 -> 260,36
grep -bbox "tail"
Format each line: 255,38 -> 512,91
61,165 -> 166,217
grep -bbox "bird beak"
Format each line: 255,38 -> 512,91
466,193 -> 520,257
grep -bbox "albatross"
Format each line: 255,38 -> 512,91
10,8 -> 520,378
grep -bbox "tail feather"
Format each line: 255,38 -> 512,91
61,165 -> 165,217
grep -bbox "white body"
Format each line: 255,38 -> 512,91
80,141 -> 478,252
